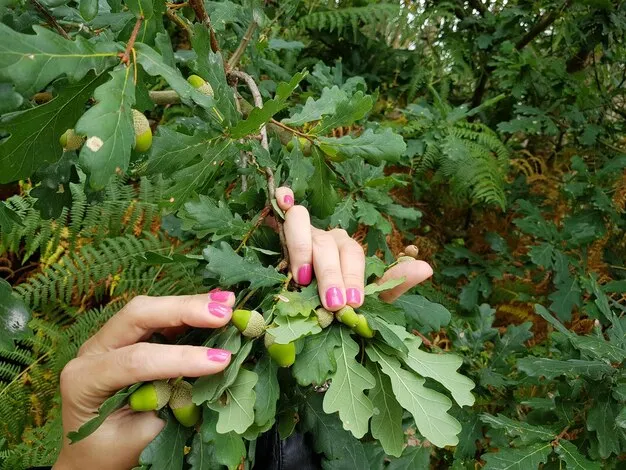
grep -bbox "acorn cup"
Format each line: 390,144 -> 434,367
353,314 -> 375,338
129,380 -> 172,412
187,74 -> 214,96
315,307 -> 334,329
169,380 -> 201,427
59,128 -> 84,151
132,109 -> 152,153
264,333 -> 296,368
232,309 -> 266,338
335,305 -> 359,328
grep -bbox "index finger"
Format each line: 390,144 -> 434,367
79,292 -> 236,356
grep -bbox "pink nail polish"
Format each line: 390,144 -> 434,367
207,348 -> 231,362
209,289 -> 233,302
325,287 -> 344,309
346,288 -> 361,305
284,195 -> 294,206
208,302 -> 232,318
297,264 -> 312,285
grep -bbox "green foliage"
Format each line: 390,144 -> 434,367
1,0 -> 626,468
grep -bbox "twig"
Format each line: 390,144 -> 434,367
229,69 -> 289,269
120,17 -> 143,64
270,119 -> 314,142
515,0 -> 572,51
30,0 -> 70,39
227,21 -> 258,70
236,206 -> 271,252
166,9 -> 192,37
188,0 -> 220,53
412,329 -> 433,348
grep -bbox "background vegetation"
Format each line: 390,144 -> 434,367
0,0 -> 625,468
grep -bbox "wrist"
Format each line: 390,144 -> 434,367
52,450 -> 75,470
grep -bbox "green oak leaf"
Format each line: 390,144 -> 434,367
329,196 -> 355,229
67,382 -> 142,443
548,274 -> 581,322
178,195 -> 251,240
401,336 -> 475,407
0,24 -> 117,95
283,86 -> 346,126
252,356 -> 279,426
0,202 -> 23,233
363,277 -> 405,296
366,361 -> 404,457
293,326 -> 341,386
76,66 -> 136,190
323,328 -> 375,438
395,295 -> 452,332
139,411 -> 193,470
274,283 -> 320,317
187,433 -> 219,470
517,357 -> 615,380
200,408 -> 246,470
269,314 -> 322,344
0,73 -> 106,184
479,413 -> 555,446
287,144 -> 314,199
203,242 -> 286,289
554,441 -> 602,470
145,127 -> 220,175
317,128 -> 406,164
586,398 -> 621,458
314,91 -> 372,135
0,279 -> 31,350
228,71 -> 307,139
366,344 -> 461,447
207,368 -> 258,434
386,446 -> 431,469
482,443 -> 552,470
309,147 -> 339,218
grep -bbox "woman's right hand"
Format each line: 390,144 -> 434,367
53,291 -> 236,470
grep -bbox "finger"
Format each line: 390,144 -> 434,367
377,259 -> 433,303
312,228 -> 346,311
64,343 -> 232,396
329,229 -> 365,308
283,206 -> 313,285
275,186 -> 295,211
79,292 -> 235,356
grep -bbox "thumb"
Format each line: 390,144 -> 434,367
376,259 -> 433,303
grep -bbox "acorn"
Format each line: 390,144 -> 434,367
335,305 -> 359,328
169,380 -> 201,427
129,380 -> 172,412
59,128 -> 84,151
187,74 -> 214,97
232,309 -> 266,338
397,256 -> 416,264
315,307 -> 334,329
264,333 -> 296,368
353,314 -> 375,338
404,245 -> 419,259
132,109 -> 152,153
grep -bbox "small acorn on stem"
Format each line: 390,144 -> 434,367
315,307 -> 334,329
232,309 -> 266,338
169,380 -> 201,427
264,333 -> 296,368
132,109 -> 152,153
335,305 -> 359,328
353,314 -> 375,338
129,380 -> 172,412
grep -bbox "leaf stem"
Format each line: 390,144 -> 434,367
188,0 -> 220,53
30,0 -> 70,39
270,118 -> 315,142
227,21 -> 258,70
166,9 -> 192,38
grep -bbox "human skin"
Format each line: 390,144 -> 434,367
53,187 -> 433,469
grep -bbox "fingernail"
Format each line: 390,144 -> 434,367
207,348 -> 231,362
325,287 -> 344,309
284,195 -> 294,206
209,289 -> 233,302
346,288 -> 361,305
297,264 -> 312,285
208,302 -> 232,318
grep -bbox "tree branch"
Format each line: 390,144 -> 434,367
228,21 -> 258,70
515,0 -> 571,51
229,69 -> 289,268
30,0 -> 70,39
188,0 -> 220,53
120,17 -> 143,65
166,8 -> 192,38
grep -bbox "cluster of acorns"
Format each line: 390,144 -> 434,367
58,75 -> 214,154
129,379 -> 201,427
232,303 -> 374,369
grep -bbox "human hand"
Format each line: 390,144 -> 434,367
53,292 -> 237,470
275,186 -> 434,309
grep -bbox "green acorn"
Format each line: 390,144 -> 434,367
315,307 -> 334,329
129,380 -> 172,412
264,333 -> 296,368
132,109 -> 152,153
232,309 -> 266,338
335,305 -> 359,328
59,128 -> 84,151
353,314 -> 375,338
187,74 -> 214,97
169,380 -> 201,427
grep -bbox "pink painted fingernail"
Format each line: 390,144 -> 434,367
325,287 -> 344,309
208,302 -> 232,318
284,195 -> 294,206
209,289 -> 233,302
207,348 -> 231,362
297,264 -> 312,285
346,288 -> 361,305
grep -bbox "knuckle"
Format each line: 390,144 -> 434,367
119,343 -> 151,376
290,241 -> 312,256
344,242 -> 365,261
287,205 -> 309,219
331,228 -> 348,239
319,267 -> 343,281
312,232 -> 334,247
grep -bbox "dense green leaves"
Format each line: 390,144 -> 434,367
139,413 -> 193,470
207,368 -> 258,434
